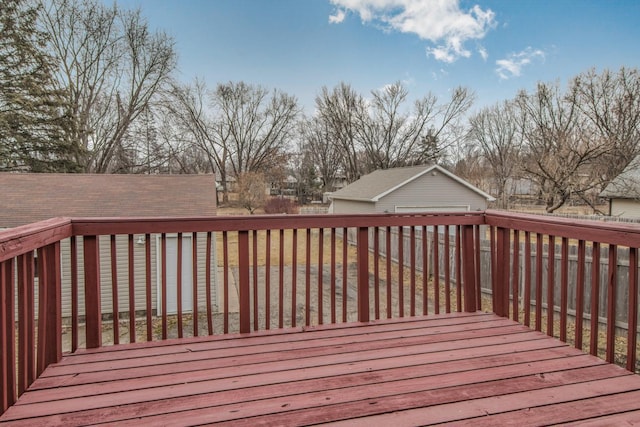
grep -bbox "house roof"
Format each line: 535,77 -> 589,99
329,164 -> 495,203
0,173 -> 217,228
600,156 -> 640,199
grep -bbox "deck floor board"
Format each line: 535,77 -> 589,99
2,312 -> 640,426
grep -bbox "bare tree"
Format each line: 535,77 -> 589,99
167,80 -> 298,203
313,82 -> 474,184
314,82 -> 365,182
517,82 -> 608,213
40,0 -> 176,172
572,67 -> 640,190
167,80 -> 230,198
300,115 -> 343,193
213,81 -> 300,179
451,146 -> 491,194
467,100 -> 523,208
418,86 -> 475,166
355,82 -> 431,170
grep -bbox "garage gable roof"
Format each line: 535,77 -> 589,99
329,164 -> 495,203
0,173 -> 217,228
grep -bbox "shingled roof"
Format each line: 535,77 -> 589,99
329,164 -> 494,202
0,173 -> 217,228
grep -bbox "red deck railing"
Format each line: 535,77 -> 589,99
1,210 -> 639,415
486,210 -> 640,372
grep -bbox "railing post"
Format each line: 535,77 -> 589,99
83,236 -> 102,349
494,227 -> 510,317
357,226 -> 370,323
238,230 -> 251,333
461,225 -> 477,313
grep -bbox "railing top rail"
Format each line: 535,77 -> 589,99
0,212 -> 484,261
6,209 -> 640,259
486,209 -> 640,246
0,217 -> 73,262
69,211 -> 485,236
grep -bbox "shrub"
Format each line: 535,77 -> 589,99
264,197 -> 299,214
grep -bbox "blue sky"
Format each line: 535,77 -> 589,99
112,0 -> 640,115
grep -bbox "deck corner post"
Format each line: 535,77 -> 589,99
462,225 -> 477,313
357,226 -> 370,323
36,243 -> 63,370
83,235 -> 102,349
238,230 -> 251,333
1,258 -> 16,411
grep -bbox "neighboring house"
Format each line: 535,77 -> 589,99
0,173 -> 218,319
328,164 -> 495,214
600,156 -> 640,218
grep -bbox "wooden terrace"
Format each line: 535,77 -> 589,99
2,211 -> 640,425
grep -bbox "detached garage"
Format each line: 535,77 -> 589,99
328,164 -> 494,214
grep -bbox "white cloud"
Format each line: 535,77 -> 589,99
329,0 -> 496,62
495,47 -> 545,79
478,46 -> 488,61
329,8 -> 346,24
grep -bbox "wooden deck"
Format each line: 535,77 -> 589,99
2,312 -> 640,426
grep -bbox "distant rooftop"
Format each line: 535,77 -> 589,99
329,164 -> 495,202
0,173 -> 217,228
601,156 -> 640,199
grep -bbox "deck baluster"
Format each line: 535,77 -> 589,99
547,235 -> 555,336
238,230 -> 250,334
462,225 -> 477,313
357,226 -> 369,322
560,237 -> 569,342
205,231 -> 213,335
110,235 -> 119,344
127,235 -> 135,343
590,242 -> 601,356
606,244 -> 617,363
192,233 -> 199,337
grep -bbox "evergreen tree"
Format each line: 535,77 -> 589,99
0,0 -> 81,172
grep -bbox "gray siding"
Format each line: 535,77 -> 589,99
375,171 -> 488,213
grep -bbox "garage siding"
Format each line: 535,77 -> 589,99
375,171 -> 488,213
610,199 -> 640,219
